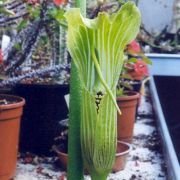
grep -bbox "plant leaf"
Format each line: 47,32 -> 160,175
0,6 -> 15,16
65,2 -> 141,179
65,2 -> 141,91
93,92 -> 117,174
127,57 -> 138,63
17,19 -> 28,32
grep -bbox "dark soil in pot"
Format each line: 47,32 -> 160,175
154,75 -> 180,163
13,83 -> 69,156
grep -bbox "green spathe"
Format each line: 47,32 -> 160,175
65,2 -> 141,179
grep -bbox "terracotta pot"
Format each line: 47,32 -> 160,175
53,146 -> 68,170
0,94 -> 25,180
112,141 -> 131,173
117,91 -> 139,142
54,141 -> 131,173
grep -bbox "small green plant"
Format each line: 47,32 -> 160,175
66,2 -> 141,179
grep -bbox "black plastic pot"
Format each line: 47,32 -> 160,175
13,83 -> 69,156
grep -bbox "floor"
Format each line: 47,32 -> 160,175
15,89 -> 167,180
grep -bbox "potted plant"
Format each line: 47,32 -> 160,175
118,40 -> 151,93
116,40 -> 151,143
65,1 -> 141,179
0,94 -> 25,180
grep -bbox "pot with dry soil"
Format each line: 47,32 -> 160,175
0,94 -> 25,180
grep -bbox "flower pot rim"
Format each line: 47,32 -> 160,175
52,145 -> 68,157
116,91 -> 139,101
0,94 -> 25,110
53,141 -> 131,157
116,141 -> 132,156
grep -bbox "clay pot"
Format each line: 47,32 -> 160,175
112,141 -> 131,173
54,141 -> 131,173
117,91 -> 139,142
52,146 -> 68,170
0,94 -> 25,180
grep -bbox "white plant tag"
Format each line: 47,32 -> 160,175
1,35 -> 11,59
65,94 -> 69,109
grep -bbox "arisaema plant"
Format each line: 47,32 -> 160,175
66,2 -> 141,180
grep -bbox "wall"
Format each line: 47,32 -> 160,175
138,0 -> 174,33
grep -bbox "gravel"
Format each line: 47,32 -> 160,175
15,91 -> 167,180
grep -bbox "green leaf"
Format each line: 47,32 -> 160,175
17,19 -> 28,32
93,92 -> 117,174
65,2 -> 141,91
65,2 -> 141,179
142,55 -> 153,65
13,43 -> 22,51
27,5 -> 40,20
31,7 -> 41,19
120,73 -> 133,79
138,53 -> 152,65
127,57 -> 138,63
116,88 -> 124,96
81,88 -> 97,169
0,6 -> 15,16
48,8 -> 65,21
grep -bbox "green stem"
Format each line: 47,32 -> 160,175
91,171 -> 109,180
67,1 -> 86,180
67,63 -> 84,180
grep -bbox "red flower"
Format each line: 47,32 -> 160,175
0,49 -> 3,64
127,60 -> 148,80
53,0 -> 65,6
127,40 -> 141,54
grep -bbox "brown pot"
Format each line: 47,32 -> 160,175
54,141 -> 131,173
117,91 -> 139,143
53,146 -> 68,170
0,94 -> 25,180
112,141 -> 131,173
